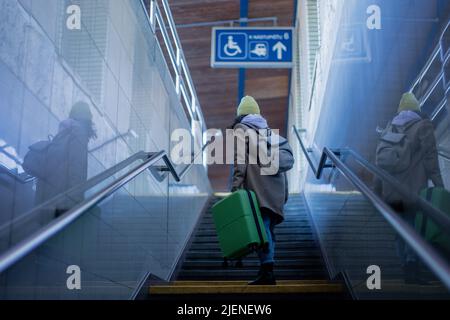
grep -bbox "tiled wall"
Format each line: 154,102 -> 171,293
0,0 -> 211,299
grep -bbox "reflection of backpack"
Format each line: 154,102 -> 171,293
23,138 -> 52,179
23,129 -> 72,180
375,120 -> 420,174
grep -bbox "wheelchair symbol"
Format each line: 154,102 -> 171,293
224,36 -> 242,57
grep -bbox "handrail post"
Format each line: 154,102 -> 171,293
191,95 -> 197,118
149,0 -> 156,32
293,126 -> 318,175
175,48 -> 181,96
316,151 -> 329,179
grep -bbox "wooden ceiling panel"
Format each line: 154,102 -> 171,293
245,75 -> 289,100
169,0 -> 239,24
246,68 -> 289,79
249,0 -> 294,26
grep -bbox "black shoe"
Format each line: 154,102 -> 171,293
249,263 -> 276,285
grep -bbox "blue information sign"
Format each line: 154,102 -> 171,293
211,27 -> 294,68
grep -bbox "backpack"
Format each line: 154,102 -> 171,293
22,139 -> 52,179
22,129 -> 73,180
375,119 -> 421,174
268,134 -> 295,174
241,123 -> 294,174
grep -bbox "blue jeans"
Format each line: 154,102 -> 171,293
258,214 -> 276,265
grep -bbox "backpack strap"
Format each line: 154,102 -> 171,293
391,118 -> 422,134
237,123 -> 269,168
239,122 -> 270,136
391,118 -> 428,170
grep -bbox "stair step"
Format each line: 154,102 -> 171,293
197,223 -> 312,231
197,222 -> 311,228
194,228 -> 314,237
177,269 -> 327,280
188,241 -> 319,251
185,250 -> 322,260
192,235 -> 315,243
183,257 -> 322,268
182,259 -> 324,269
201,216 -> 309,221
150,281 -> 343,295
167,280 -> 328,286
202,215 -> 310,219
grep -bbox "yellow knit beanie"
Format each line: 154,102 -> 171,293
237,96 -> 260,116
398,93 -> 420,113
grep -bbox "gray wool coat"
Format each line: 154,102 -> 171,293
376,117 -> 444,205
231,123 -> 294,224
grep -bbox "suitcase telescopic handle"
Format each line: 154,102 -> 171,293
245,190 -> 265,247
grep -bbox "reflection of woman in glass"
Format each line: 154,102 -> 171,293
35,102 -> 96,218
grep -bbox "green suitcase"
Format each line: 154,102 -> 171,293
212,190 -> 269,259
415,187 -> 450,251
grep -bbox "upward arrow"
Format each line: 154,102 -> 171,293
273,42 -> 287,60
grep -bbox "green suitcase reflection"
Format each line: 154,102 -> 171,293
416,187 -> 450,252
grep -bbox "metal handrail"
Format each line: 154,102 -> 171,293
307,53 -> 320,112
294,126 -> 450,235
294,128 -> 318,174
346,149 -> 450,235
178,140 -> 213,179
293,127 -> 338,179
409,18 -> 450,122
0,164 -> 35,184
0,151 -> 152,235
431,98 -> 447,121
293,126 -> 450,289
439,151 -> 450,161
143,0 -> 206,133
0,141 -> 211,273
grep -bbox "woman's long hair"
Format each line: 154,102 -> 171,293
228,115 -> 247,129
78,119 -> 97,141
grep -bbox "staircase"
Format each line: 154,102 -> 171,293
149,194 -> 348,300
